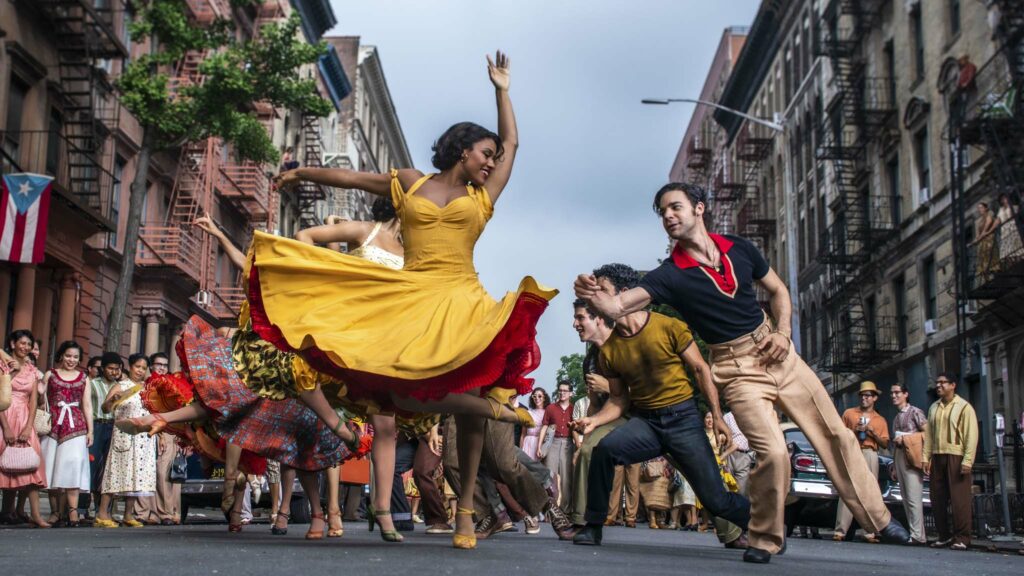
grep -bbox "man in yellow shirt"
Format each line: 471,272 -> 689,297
923,372 -> 978,551
571,263 -> 749,548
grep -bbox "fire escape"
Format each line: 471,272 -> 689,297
685,137 -> 712,187
296,113 -> 328,229
735,124 -> 775,256
28,0 -> 129,230
815,0 -> 901,377
951,2 -> 1024,350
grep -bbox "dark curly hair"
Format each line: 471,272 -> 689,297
6,329 -> 34,351
431,122 -> 504,171
652,182 -> 710,214
593,263 -> 641,293
371,196 -> 396,222
54,340 -> 84,366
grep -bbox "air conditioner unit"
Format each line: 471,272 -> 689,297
961,300 -> 978,315
924,318 -> 938,335
918,187 -> 930,205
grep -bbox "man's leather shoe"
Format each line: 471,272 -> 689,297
724,533 -> 749,549
878,519 -> 910,544
572,524 -> 603,546
624,520 -> 636,528
743,547 -> 772,563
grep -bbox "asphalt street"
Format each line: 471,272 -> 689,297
1,521 -> 1021,576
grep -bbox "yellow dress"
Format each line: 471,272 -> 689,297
245,170 -> 557,409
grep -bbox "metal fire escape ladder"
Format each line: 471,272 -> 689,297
297,113 -> 327,229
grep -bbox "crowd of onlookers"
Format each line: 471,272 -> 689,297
0,329 -> 177,528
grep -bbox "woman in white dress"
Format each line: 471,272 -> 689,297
40,341 -> 93,526
997,193 -> 1022,262
94,353 -> 156,528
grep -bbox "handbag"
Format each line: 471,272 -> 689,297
0,442 -> 40,474
641,458 -> 667,482
34,391 -> 52,436
169,450 -> 188,483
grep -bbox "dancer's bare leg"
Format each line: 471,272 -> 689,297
274,466 -> 296,532
222,444 -> 243,512
326,465 -> 343,536
389,392 -> 522,423
453,414 -> 485,539
297,470 -> 325,534
370,413 -> 398,533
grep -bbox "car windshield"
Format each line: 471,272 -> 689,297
785,428 -> 814,452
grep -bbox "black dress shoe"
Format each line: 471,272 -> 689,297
878,519 -> 910,544
572,524 -> 603,546
743,547 -> 772,564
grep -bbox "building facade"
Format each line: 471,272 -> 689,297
323,36 -> 413,223
0,0 -> 348,367
706,0 -> 1014,469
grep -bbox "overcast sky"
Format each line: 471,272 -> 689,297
326,0 -> 761,392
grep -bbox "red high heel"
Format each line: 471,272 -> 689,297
305,512 -> 326,540
228,509 -> 243,533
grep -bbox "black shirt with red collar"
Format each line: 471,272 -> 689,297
639,233 -> 769,345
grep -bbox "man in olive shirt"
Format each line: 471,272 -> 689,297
572,264 -> 749,546
923,372 -> 978,550
834,381 -> 889,542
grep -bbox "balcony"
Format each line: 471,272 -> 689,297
137,223 -> 203,283
30,0 -> 129,59
219,162 -> 271,221
736,125 -> 773,162
686,139 -> 711,171
712,171 -> 746,203
821,314 -> 902,374
965,217 -> 1024,300
737,198 -> 776,240
206,285 -> 246,321
957,45 -> 1023,146
0,130 -> 115,231
183,0 -> 233,24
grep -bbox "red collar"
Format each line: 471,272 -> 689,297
670,234 -> 734,270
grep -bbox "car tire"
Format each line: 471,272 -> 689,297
290,495 -> 311,524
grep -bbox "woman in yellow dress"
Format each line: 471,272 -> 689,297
258,51 -> 556,549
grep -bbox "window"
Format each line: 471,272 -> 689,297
46,110 -> 64,176
893,274 -> 907,349
799,214 -> 807,266
911,6 -> 925,81
865,295 -> 877,350
914,127 -> 930,198
110,156 -> 126,247
809,304 -> 818,359
886,154 -> 901,223
809,204 -> 817,259
949,0 -> 961,37
923,255 -> 937,320
3,77 -> 28,161
884,40 -> 896,106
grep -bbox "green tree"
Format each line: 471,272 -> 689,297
556,352 -> 586,400
105,0 -> 331,352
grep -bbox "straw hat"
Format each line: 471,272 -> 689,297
858,381 -> 880,396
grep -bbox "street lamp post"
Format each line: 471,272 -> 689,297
643,97 -> 802,354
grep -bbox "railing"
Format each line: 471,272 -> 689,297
736,125 -> 773,162
183,0 -> 233,23
207,285 -> 246,320
858,77 -> 897,115
964,215 -> 1024,298
686,138 -> 711,170
958,46 -> 1018,134
821,314 -> 902,373
219,162 -> 271,216
0,129 -> 115,230
137,223 -> 203,281
816,26 -> 857,58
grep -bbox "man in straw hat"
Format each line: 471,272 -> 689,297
833,381 -> 890,542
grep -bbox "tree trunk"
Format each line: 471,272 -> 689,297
104,128 -> 154,354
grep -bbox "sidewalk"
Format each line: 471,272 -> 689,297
970,537 -> 1024,555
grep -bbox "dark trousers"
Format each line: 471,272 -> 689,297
930,454 -> 973,545
88,422 -> 113,511
584,400 -> 750,529
412,438 -> 448,526
390,436 -> 416,530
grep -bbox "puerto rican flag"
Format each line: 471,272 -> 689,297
0,173 -> 54,264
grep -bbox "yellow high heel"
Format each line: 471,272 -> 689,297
485,388 -> 536,428
452,508 -> 477,550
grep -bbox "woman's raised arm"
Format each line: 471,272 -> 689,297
483,51 -> 518,204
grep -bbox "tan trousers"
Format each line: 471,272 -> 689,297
893,449 -> 926,542
606,463 -> 641,523
135,433 -> 180,523
835,448 -> 878,535
709,322 -> 891,553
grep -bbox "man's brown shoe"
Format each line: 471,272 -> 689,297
724,534 -> 749,549
624,520 -> 636,528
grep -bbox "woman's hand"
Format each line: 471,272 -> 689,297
193,215 -> 222,239
87,432 -> 94,448
17,425 -> 31,443
2,427 -> 14,446
487,51 -> 510,91
273,169 -> 303,192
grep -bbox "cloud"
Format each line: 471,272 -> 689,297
328,0 -> 760,390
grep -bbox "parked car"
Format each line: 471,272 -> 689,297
179,453 -> 311,524
782,423 -> 930,538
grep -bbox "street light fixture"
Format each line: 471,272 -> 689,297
641,98 -> 784,132
642,96 -> 802,355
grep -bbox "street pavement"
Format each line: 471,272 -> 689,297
1,521 -> 1021,576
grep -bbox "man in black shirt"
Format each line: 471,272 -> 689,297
575,183 -> 909,563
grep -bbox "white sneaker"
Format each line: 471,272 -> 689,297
524,515 -> 541,535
